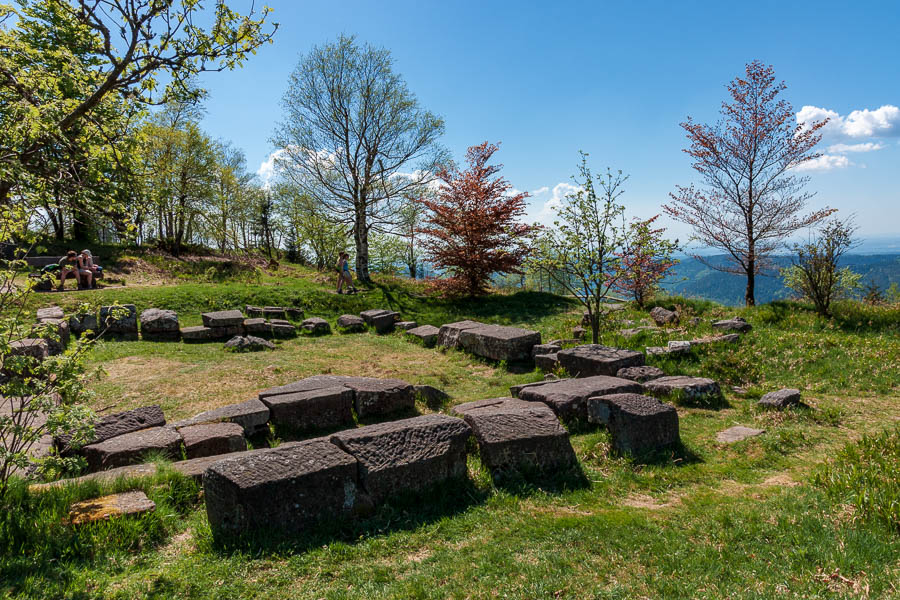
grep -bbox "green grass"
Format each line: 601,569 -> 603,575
4,263 -> 900,599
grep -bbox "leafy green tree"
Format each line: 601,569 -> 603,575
617,216 -> 679,308
529,154 -> 629,343
274,184 -> 347,270
782,217 -> 861,317
273,35 -> 447,284
0,0 -> 275,223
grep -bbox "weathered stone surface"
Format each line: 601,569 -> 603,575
224,335 -> 275,351
69,312 -> 98,336
181,326 -> 215,341
360,309 -> 392,325
516,375 -> 643,420
758,388 -> 801,410
270,319 -> 291,326
414,384 -> 449,405
170,399 -> 270,436
261,387 -> 355,432
406,324 -> 439,348
619,326 -> 660,338
36,306 -> 64,321
286,308 -> 304,320
203,439 -> 361,537
0,397 -> 52,475
667,340 -> 692,353
454,397 -> 576,476
57,405 -> 166,453
271,323 -> 297,337
616,366 -> 666,383
587,393 -> 680,455
245,305 -> 263,318
531,343 -> 562,358
301,317 -> 331,335
650,306 -> 679,326
201,310 -> 245,328
371,311 -> 400,334
69,491 -> 155,525
557,344 -> 645,378
396,321 -> 418,331
262,306 -> 286,319
644,376 -> 722,403
717,425 -> 765,444
260,375 -> 415,418
180,422 -> 246,459
32,318 -> 69,355
687,334 -> 741,347
99,304 -> 138,336
534,353 -> 559,372
330,414 -> 471,504
337,314 -> 366,332
437,320 -> 483,348
508,378 -> 570,398
83,426 -> 182,471
712,318 -> 752,333
242,318 -> 271,335
453,323 -> 541,362
140,308 -> 180,339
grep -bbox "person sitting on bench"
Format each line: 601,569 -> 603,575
80,249 -> 100,287
57,250 -> 92,290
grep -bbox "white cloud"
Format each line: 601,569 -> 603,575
256,148 -> 289,187
797,104 -> 900,140
527,182 -> 581,226
827,142 -> 885,153
793,154 -> 851,172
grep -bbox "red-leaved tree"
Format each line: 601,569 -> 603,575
419,142 -> 533,296
618,216 -> 679,308
665,60 -> 834,306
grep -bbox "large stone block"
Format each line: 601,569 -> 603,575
57,405 -> 166,453
68,491 -> 155,525
261,387 -> 355,432
301,317 -> 331,335
643,376 -> 722,404
69,312 -> 98,337
531,343 -> 562,359
453,397 -> 576,476
396,321 -> 418,331
586,393 -> 680,455
456,323 -> 541,362
650,306 -> 678,326
242,318 -> 271,336
36,306 -> 64,322
260,375 -> 415,419
140,308 -> 180,340
170,398 -> 270,436
371,311 -> 400,334
201,310 -> 245,328
712,318 -> 752,333
99,304 -> 138,336
758,388 -> 801,410
406,324 -> 439,348
360,309 -> 392,325
179,422 -> 246,459
337,314 -> 366,333
515,375 -> 642,420
330,414 -> 471,504
83,426 -> 182,471
203,440 -> 362,537
32,318 -> 69,355
557,345 -> 644,378
437,320 -> 483,348
534,353 -> 560,372
616,366 -> 666,383
181,326 -> 214,341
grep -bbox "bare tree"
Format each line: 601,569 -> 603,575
664,60 -> 834,306
272,35 -> 447,283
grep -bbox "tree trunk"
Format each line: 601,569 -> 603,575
354,206 -> 371,283
745,258 -> 756,306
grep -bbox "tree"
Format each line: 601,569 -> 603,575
419,142 -> 533,297
664,61 -> 835,306
273,35 -> 447,284
782,217 -> 860,317
0,0 -> 275,213
618,216 -> 678,308
274,184 -> 348,270
399,193 -> 427,278
529,154 -> 628,343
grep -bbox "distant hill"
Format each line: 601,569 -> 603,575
661,253 -> 900,305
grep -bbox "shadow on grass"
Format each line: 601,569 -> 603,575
621,439 -> 704,467
207,476 -> 491,556
491,462 -> 591,497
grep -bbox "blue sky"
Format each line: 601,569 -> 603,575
196,0 -> 900,246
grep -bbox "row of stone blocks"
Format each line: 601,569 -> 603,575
182,309 -> 299,341
203,401 -> 580,539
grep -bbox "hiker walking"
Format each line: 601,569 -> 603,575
336,252 -> 358,294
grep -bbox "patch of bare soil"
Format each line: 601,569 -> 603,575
621,493 -> 682,510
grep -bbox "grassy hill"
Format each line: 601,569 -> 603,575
3,260 -> 900,599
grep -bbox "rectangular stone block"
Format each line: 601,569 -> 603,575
83,426 -> 183,472
437,320 -> 483,348
201,310 -> 245,328
587,393 -> 679,455
180,422 -> 247,459
516,375 -> 643,420
99,304 -> 138,336
261,387 -> 355,432
557,345 -> 644,378
203,439 -> 361,537
406,324 -> 439,348
457,323 -> 541,362
330,414 -> 471,504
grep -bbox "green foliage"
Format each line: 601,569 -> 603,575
816,426 -> 900,531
